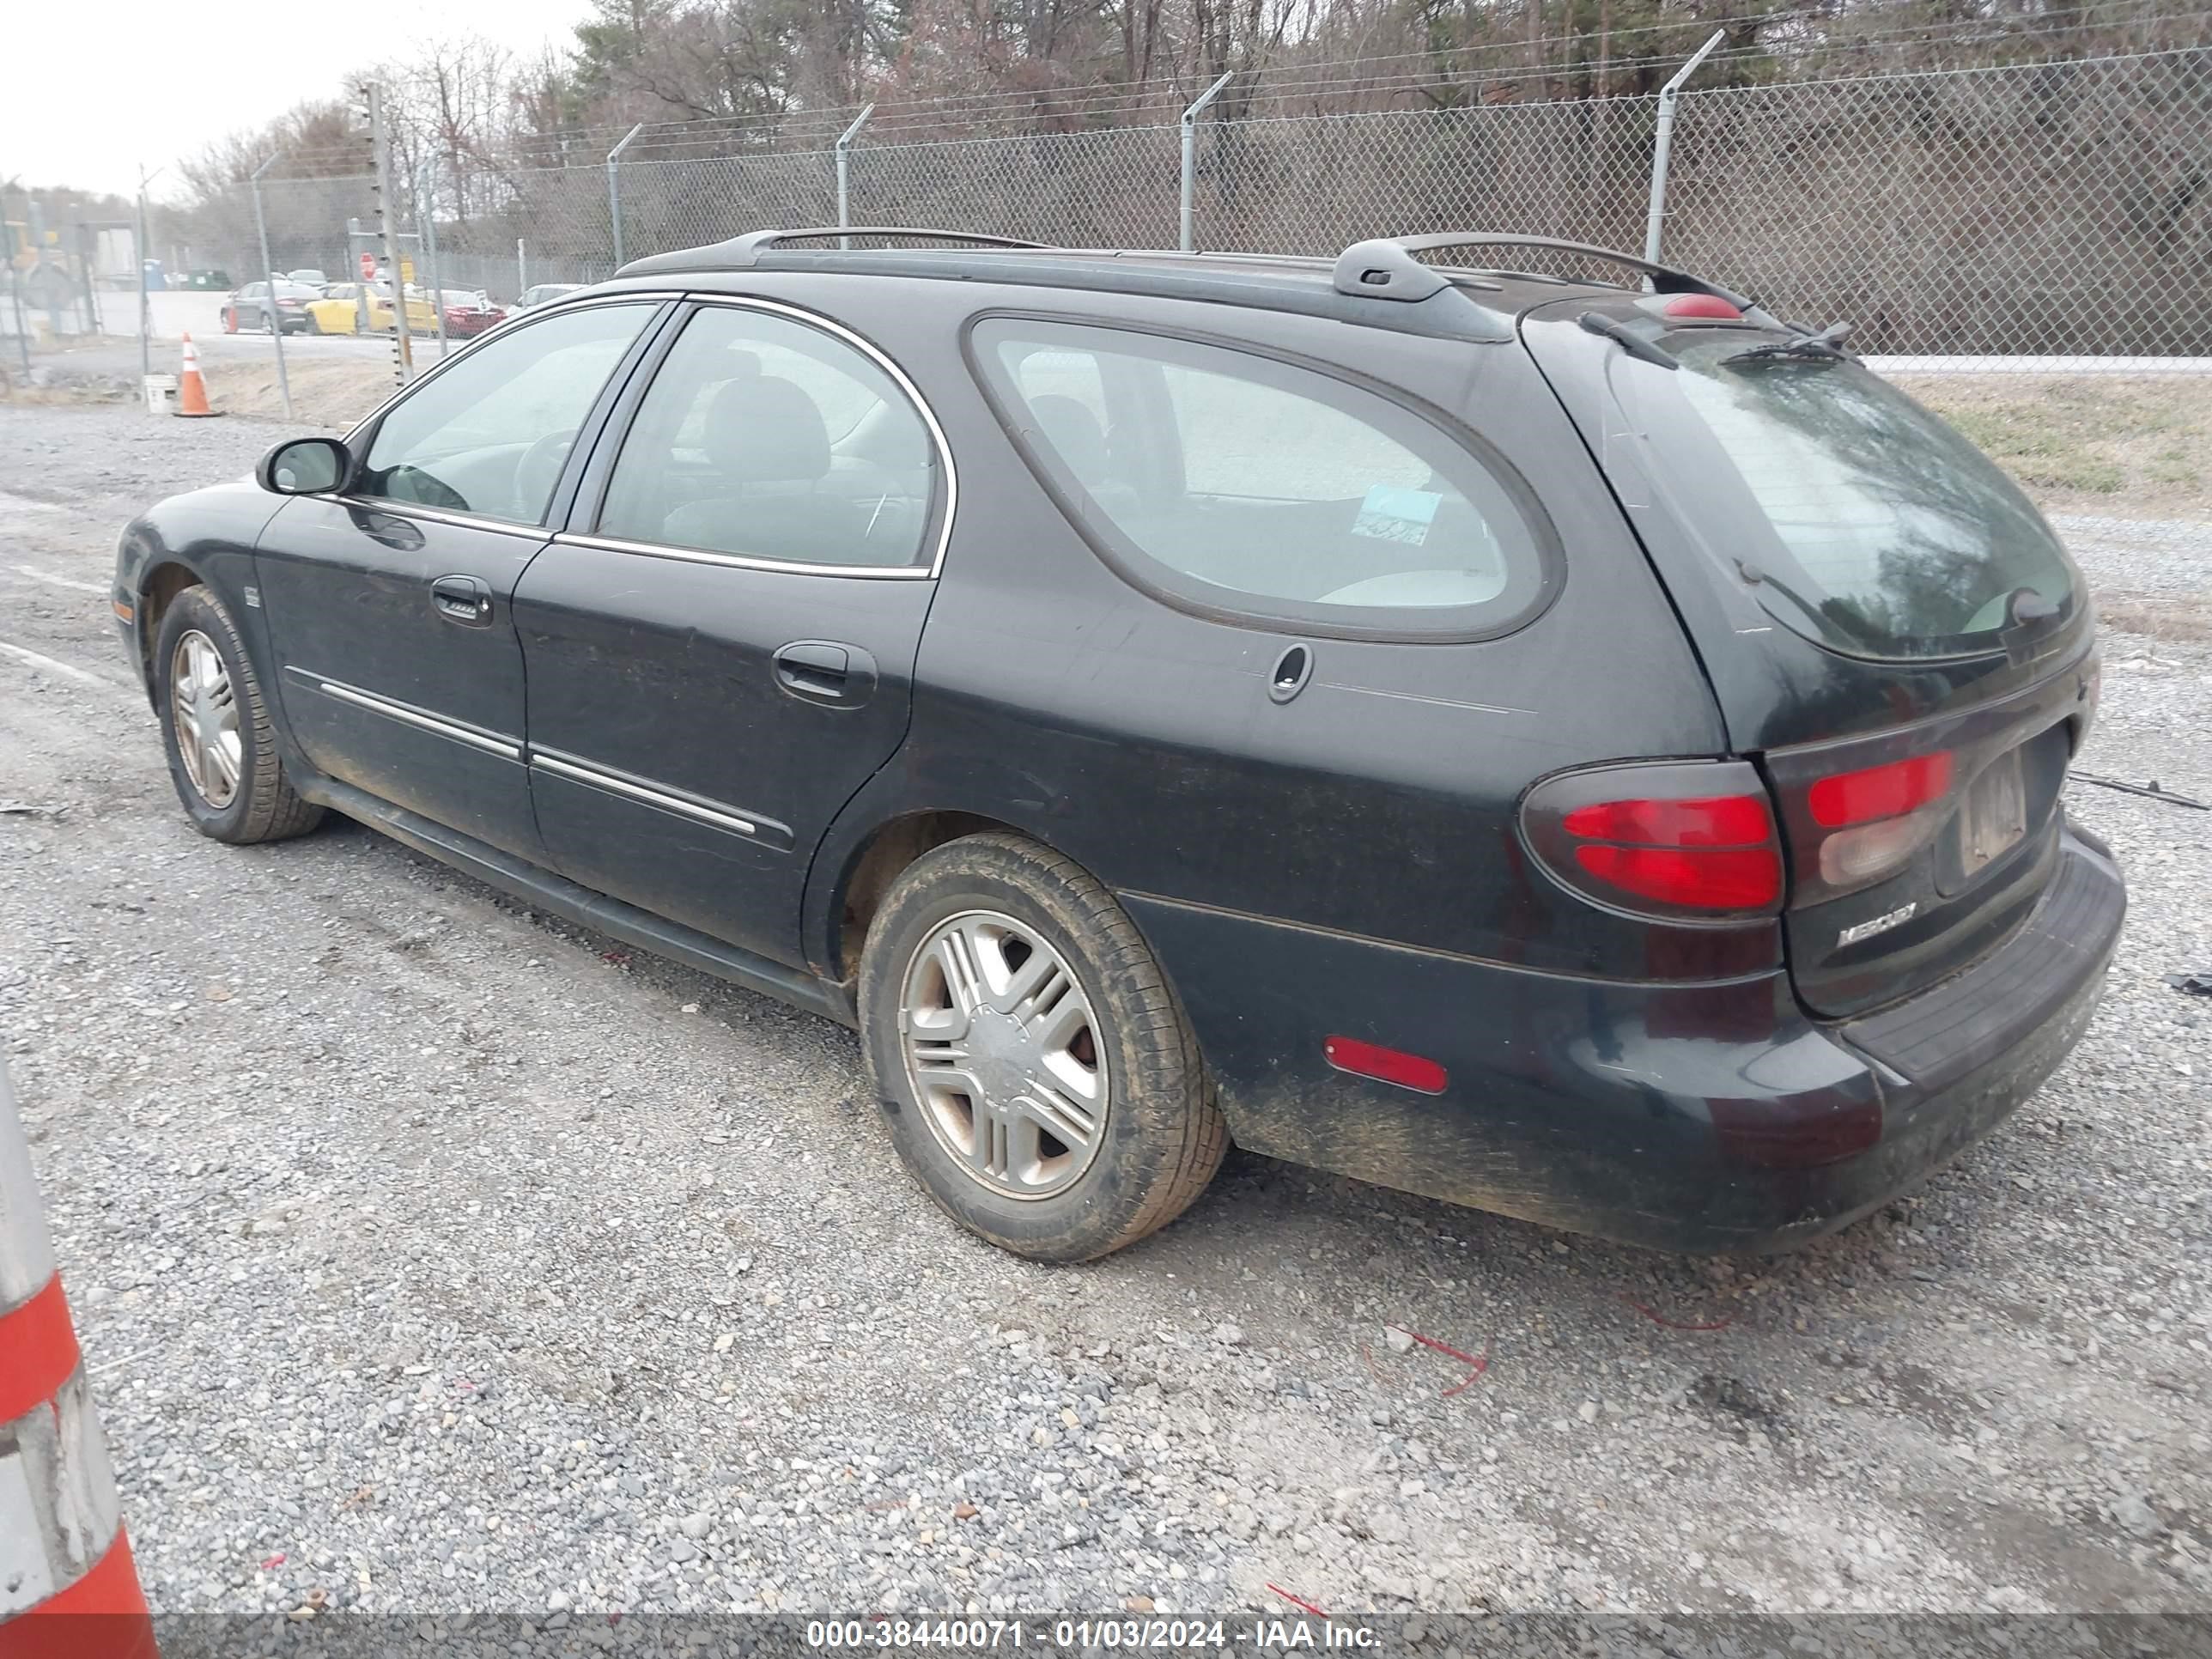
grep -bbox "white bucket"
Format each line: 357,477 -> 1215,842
140,374 -> 177,416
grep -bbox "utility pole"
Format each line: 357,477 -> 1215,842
134,165 -> 162,385
3,173 -> 31,377
836,105 -> 873,250
8,264 -> 29,381
606,125 -> 644,270
1179,72 -> 1234,254
366,82 -> 413,382
419,159 -> 448,361
1644,30 -> 1726,265
251,152 -> 293,420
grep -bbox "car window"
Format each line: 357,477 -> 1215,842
242,283 -> 265,300
1654,338 -> 2079,659
973,319 -> 1553,635
356,303 -> 654,525
595,304 -> 940,570
1010,347 -> 1109,441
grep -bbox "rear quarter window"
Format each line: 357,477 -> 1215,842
969,318 -> 1558,641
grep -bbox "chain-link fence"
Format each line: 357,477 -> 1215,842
849,126 -> 1183,249
1663,48 -> 2211,360
1197,97 -> 1657,258
8,43 -> 2197,625
149,46 -> 2205,373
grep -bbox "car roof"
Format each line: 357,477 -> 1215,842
605,228 -> 1774,343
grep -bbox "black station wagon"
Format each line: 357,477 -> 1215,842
115,228 -> 2124,1261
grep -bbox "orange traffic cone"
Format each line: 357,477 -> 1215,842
0,1060 -> 160,1659
173,333 -> 221,419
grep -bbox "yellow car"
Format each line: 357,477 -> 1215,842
303,283 -> 441,337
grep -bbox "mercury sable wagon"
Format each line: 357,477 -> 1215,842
114,228 -> 2124,1261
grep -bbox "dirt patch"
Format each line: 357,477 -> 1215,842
1897,374 -> 2212,520
2092,591 -> 2212,646
192,356 -> 397,429
3,351 -> 392,431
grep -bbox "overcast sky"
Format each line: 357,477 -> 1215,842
5,0 -> 595,201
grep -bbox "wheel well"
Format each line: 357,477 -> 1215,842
135,562 -> 201,690
835,810 -> 1024,979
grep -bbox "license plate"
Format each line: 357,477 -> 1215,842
1958,750 -> 2027,872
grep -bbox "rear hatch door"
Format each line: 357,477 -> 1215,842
1522,297 -> 2099,1018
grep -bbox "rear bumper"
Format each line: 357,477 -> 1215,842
1125,826 -> 2122,1254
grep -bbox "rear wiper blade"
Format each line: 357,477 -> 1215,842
1722,321 -> 1852,367
1577,312 -> 1676,369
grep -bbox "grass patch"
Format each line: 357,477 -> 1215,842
1899,374 -> 2212,516
2016,454 -> 2127,494
2148,447 -> 2202,489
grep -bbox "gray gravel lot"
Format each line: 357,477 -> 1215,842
1,402 -> 2209,1620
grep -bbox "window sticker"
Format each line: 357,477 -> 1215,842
1351,483 -> 1441,546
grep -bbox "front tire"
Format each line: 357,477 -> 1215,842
153,586 -> 324,845
858,833 -> 1227,1262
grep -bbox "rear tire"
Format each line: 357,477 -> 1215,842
858,833 -> 1227,1262
153,586 -> 324,846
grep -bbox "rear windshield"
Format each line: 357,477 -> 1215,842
1655,337 -> 2077,659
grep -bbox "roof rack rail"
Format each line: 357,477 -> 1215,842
620,227 -> 1056,276
1332,234 -> 1771,319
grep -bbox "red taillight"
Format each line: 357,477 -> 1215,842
1802,750 -> 1957,892
1563,794 -> 1771,848
1560,789 -> 1783,914
1524,763 -> 1787,921
1808,752 -> 1954,828
1573,843 -> 1784,910
1662,294 -> 1743,320
1324,1036 -> 1448,1096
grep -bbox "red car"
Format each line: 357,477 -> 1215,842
438,291 -> 507,337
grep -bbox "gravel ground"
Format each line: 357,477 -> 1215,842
1,402 -> 2209,1621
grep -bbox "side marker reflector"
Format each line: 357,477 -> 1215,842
1324,1036 -> 1448,1096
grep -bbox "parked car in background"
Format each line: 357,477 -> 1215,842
286,269 -> 330,290
112,227 -> 2123,1265
179,268 -> 233,291
436,289 -> 508,337
221,278 -> 322,334
514,283 -> 585,309
303,281 -> 440,337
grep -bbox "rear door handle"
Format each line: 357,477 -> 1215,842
430,574 -> 493,628
774,640 -> 874,706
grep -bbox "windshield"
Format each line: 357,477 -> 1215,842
1656,337 -> 2077,659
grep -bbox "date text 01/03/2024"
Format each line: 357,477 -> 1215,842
803,1618 -> 1384,1649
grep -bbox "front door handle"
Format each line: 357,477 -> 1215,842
774,640 -> 875,707
430,574 -> 493,628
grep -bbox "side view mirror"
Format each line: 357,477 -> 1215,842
258,437 -> 351,496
